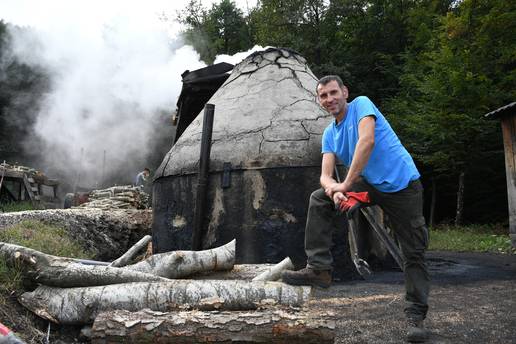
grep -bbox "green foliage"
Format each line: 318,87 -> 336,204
429,224 -> 515,254
0,201 -> 34,213
178,0 -> 254,63
0,220 -> 92,257
386,0 -> 514,223
0,220 -> 93,292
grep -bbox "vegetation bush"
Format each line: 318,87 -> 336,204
0,220 -> 93,293
429,224 -> 514,254
0,201 -> 35,213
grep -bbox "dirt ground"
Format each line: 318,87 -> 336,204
1,250 -> 515,343
311,251 -> 516,343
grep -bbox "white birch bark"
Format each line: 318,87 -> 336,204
0,240 -> 236,287
124,239 -> 235,278
109,235 -> 152,267
252,257 -> 294,281
19,280 -> 311,324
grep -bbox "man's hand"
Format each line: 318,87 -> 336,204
324,182 -> 340,199
330,180 -> 353,195
332,191 -> 347,207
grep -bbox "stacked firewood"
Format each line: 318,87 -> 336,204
80,185 -> 149,210
0,239 -> 335,343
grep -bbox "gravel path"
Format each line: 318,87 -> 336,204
309,251 -> 516,343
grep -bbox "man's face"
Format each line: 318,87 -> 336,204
317,80 -> 348,117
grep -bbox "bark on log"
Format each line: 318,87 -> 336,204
0,242 -> 168,287
252,257 -> 294,281
1,240 -> 235,287
91,309 -> 335,344
109,235 -> 152,267
19,280 -> 311,324
0,240 -> 236,287
125,239 -> 235,278
195,264 -> 276,280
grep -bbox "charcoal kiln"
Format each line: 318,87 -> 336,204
153,48 -> 362,278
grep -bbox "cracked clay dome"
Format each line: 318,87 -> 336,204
156,48 -> 331,178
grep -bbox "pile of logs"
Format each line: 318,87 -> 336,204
0,237 -> 336,343
80,185 -> 150,210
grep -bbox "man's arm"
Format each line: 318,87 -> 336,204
332,116 -> 376,194
320,153 -> 337,193
320,153 -> 347,204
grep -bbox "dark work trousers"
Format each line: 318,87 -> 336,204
305,179 -> 429,321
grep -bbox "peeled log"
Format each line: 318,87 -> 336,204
125,239 -> 235,278
19,280 -> 311,324
91,309 -> 335,344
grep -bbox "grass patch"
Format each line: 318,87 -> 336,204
429,224 -> 514,254
0,201 -> 35,213
0,220 -> 93,293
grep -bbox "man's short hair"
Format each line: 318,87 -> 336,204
316,75 -> 345,93
144,168 -> 150,173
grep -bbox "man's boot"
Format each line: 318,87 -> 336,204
281,267 -> 332,288
406,319 -> 430,343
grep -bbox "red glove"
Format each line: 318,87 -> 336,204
338,192 -> 370,216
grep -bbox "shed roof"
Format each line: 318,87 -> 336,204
484,102 -> 516,119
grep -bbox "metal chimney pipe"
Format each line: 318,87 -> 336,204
192,104 -> 215,250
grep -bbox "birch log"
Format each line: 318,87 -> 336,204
19,280 -> 311,324
31,263 -> 169,287
125,239 -> 235,278
91,309 -> 335,344
0,240 -> 235,287
0,242 -> 167,287
109,235 -> 152,267
252,257 -> 294,282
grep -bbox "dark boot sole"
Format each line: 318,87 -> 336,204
282,275 -> 331,289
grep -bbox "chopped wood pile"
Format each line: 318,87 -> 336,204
0,238 -> 335,342
79,185 -> 150,210
0,162 -> 39,175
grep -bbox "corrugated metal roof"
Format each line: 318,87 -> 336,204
484,102 -> 516,119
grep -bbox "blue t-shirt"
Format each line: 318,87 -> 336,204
322,96 -> 420,192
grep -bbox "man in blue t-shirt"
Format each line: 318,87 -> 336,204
282,75 -> 430,342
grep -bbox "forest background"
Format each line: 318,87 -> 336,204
0,0 -> 515,228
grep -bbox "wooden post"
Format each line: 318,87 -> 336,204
500,115 -> 516,247
192,104 -> 215,250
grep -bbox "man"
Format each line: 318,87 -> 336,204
135,168 -> 150,187
282,75 -> 430,342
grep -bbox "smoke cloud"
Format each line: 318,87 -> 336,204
3,4 -> 206,189
1,0 -> 263,191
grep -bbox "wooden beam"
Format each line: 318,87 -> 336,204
500,114 -> 516,247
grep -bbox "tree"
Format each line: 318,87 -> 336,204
387,0 -> 515,224
178,0 -> 254,64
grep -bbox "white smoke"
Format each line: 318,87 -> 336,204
3,2 -> 207,188
0,0 -> 262,190
213,45 -> 270,65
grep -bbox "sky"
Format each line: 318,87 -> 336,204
0,0 -> 261,188
0,0 -> 258,34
